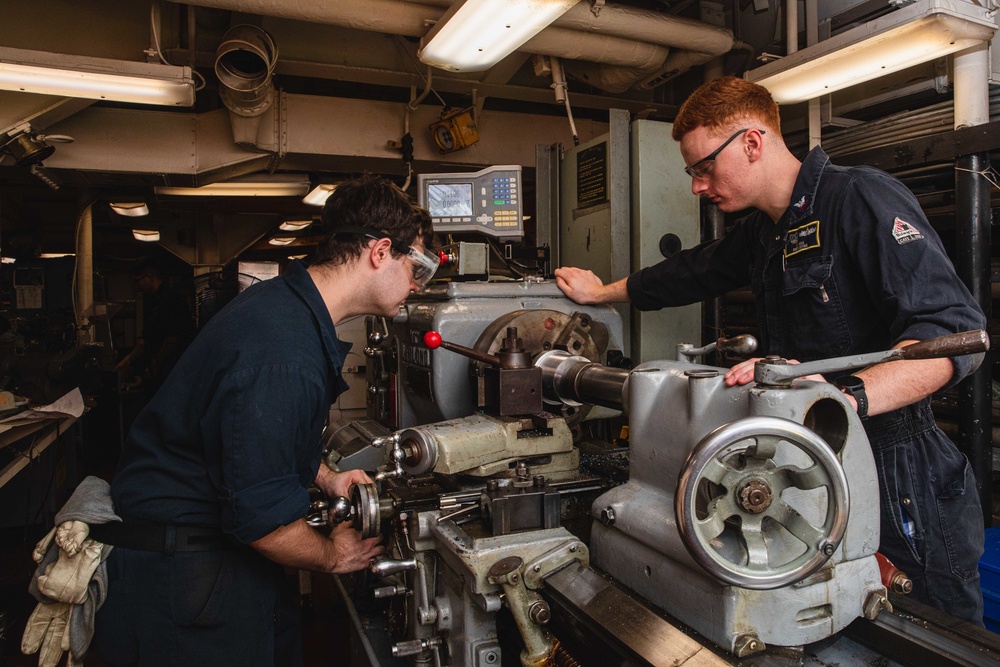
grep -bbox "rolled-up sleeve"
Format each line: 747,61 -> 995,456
844,173 -> 986,387
206,364 -> 328,543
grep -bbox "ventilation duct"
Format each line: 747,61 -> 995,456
214,25 -> 278,147
178,0 -> 734,94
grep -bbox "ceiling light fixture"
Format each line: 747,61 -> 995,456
110,202 -> 150,217
745,0 -> 996,104
154,176 -> 310,197
132,229 -> 160,242
268,236 -> 296,246
38,253 -> 75,259
302,184 -> 337,207
279,219 -> 313,231
0,46 -> 196,106
418,0 -> 578,72
2,133 -> 55,167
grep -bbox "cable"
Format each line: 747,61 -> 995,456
550,58 -> 579,146
484,238 -> 545,280
394,37 -> 447,107
150,3 -> 205,90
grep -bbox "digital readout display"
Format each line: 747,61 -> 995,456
427,183 -> 473,217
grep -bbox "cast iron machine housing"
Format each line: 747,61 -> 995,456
322,281 -> 626,667
322,277 -> 989,663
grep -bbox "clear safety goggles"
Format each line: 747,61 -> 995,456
397,243 -> 440,289
336,226 -> 439,289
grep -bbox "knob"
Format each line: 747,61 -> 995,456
424,331 -> 442,349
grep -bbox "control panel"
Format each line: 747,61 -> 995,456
418,165 -> 523,238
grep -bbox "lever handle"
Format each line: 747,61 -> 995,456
897,330 -> 989,360
755,329 -> 990,386
716,334 -> 758,356
423,331 -> 500,367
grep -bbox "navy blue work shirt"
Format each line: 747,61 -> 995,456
627,146 -> 985,383
112,261 -> 351,544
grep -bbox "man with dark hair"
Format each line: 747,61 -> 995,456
94,175 -> 438,665
115,257 -> 196,397
555,76 -> 986,623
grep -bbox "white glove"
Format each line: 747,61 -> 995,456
32,527 -> 57,564
55,520 -> 90,557
37,539 -> 103,604
21,601 -> 71,667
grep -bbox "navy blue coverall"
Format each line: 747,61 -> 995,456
95,261 -> 352,665
627,147 -> 986,623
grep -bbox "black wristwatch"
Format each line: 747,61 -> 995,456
836,375 -> 868,421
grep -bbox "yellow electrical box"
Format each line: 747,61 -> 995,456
430,108 -> 479,154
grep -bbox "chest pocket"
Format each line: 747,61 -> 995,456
782,255 -> 852,360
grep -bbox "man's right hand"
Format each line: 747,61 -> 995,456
555,267 -> 607,304
328,522 -> 384,574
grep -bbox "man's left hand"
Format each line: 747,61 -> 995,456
316,467 -> 374,500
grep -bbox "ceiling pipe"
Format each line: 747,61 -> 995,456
172,0 -> 734,92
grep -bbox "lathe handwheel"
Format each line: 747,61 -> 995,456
675,416 -> 849,590
351,482 -> 381,539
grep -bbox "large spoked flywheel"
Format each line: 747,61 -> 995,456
675,417 -> 850,590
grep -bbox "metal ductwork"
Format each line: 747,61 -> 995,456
176,0 -> 735,93
214,24 -> 278,147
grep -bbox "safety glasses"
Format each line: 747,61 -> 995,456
684,128 -> 765,179
398,244 -> 440,289
336,226 -> 440,289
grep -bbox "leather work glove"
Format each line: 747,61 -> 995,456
37,539 -> 103,605
32,527 -> 57,564
21,601 -> 71,667
55,520 -> 90,557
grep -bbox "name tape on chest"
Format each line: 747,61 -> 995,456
784,220 -> 821,258
891,217 -> 924,245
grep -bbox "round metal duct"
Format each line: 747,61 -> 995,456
214,24 -> 278,117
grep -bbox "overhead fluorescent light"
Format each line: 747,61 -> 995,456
155,176 -> 310,197
1,257 -> 15,264
0,46 -> 195,106
268,236 -> 296,246
110,202 -> 149,217
418,0 -> 578,72
303,184 -> 337,207
279,219 -> 313,231
38,253 -> 75,258
132,229 -> 160,242
746,0 -> 997,104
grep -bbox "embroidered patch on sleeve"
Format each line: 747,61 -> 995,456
784,219 -> 821,257
891,217 -> 924,245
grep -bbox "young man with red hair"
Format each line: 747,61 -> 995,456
557,76 -> 986,624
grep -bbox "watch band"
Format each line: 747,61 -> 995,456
836,375 -> 868,421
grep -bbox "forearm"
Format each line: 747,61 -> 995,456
852,340 -> 953,417
601,277 -> 630,303
315,463 -> 337,496
250,518 -> 340,574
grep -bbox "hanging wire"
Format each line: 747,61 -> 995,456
955,165 -> 1000,190
395,37 -> 448,107
150,2 -> 206,90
